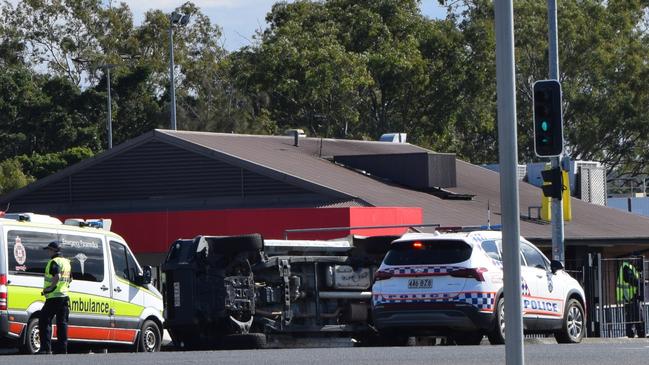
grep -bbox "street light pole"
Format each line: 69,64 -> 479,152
106,65 -> 113,149
168,11 -> 190,131
169,21 -> 177,130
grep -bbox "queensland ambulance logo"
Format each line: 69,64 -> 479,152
14,236 -> 26,265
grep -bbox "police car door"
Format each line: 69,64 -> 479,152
519,241 -> 563,324
59,233 -> 113,341
108,240 -> 144,344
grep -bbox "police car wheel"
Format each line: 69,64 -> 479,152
20,318 -> 41,354
138,320 -> 161,352
554,299 -> 584,344
487,296 -> 505,345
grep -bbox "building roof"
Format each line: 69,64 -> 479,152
3,129 -> 649,244
157,130 -> 649,243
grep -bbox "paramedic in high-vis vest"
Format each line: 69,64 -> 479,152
617,261 -> 645,338
38,241 -> 72,354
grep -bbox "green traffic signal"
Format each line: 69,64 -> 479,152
541,120 -> 548,132
533,80 -> 563,156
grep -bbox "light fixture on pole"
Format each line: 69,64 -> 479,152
103,64 -> 116,149
169,11 -> 191,130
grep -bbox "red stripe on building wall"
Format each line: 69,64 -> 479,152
59,207 -> 422,255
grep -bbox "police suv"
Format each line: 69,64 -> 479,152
371,230 -> 586,345
0,213 -> 164,353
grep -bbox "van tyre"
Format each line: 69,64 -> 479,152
487,296 -> 505,345
138,320 -> 162,352
20,317 -> 41,354
222,333 -> 267,350
210,234 -> 264,255
554,299 -> 585,344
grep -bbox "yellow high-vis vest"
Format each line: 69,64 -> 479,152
43,257 -> 72,299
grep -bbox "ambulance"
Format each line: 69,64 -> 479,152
0,213 -> 164,353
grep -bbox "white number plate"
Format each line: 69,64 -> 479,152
408,278 -> 432,289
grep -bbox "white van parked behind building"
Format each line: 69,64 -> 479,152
0,213 -> 164,353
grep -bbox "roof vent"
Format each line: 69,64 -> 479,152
379,133 -> 407,143
285,129 -> 306,137
333,152 -> 457,189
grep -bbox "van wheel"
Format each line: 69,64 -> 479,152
554,299 -> 585,344
487,296 -> 505,345
138,320 -> 161,352
209,234 -> 264,255
222,333 -> 267,349
20,317 -> 41,354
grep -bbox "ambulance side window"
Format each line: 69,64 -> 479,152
7,230 -> 56,275
110,241 -> 140,284
59,234 -> 104,282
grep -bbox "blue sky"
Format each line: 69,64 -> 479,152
120,1 -> 447,51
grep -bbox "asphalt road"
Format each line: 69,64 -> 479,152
2,340 -> 649,365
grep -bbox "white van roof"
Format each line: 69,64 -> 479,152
2,213 -> 63,225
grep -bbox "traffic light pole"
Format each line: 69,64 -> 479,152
495,0 -> 524,363
548,0 -> 565,265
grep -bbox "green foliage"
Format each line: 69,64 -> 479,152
0,159 -> 34,195
15,147 -> 94,180
230,0 -> 465,146
0,0 -> 647,191
448,0 -> 649,174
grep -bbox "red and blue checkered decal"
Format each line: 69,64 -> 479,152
378,265 -> 465,276
373,291 -> 496,312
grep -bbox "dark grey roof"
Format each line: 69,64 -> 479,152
155,130 -> 649,243
3,129 -> 649,243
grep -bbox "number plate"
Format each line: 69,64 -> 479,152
408,278 -> 432,289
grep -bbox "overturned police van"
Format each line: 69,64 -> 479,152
162,234 -> 395,349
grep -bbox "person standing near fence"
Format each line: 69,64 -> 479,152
617,260 -> 645,338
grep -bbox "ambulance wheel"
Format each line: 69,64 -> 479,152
554,299 -> 585,344
210,234 -> 264,254
20,317 -> 41,354
487,296 -> 505,345
138,320 -> 162,352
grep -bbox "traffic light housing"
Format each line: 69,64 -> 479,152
541,167 -> 563,199
533,80 -> 563,157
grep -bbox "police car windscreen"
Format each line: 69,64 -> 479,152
383,240 -> 472,265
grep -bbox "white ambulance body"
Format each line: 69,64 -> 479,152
0,213 -> 164,353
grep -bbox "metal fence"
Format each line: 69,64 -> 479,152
595,303 -> 649,338
576,254 -> 646,338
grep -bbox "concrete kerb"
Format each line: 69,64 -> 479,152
523,337 -> 649,345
